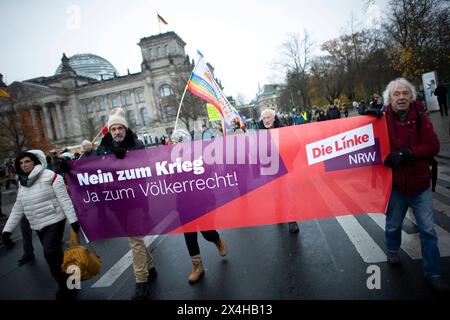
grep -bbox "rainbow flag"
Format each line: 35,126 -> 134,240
187,54 -> 242,134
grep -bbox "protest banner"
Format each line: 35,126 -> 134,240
67,115 -> 391,241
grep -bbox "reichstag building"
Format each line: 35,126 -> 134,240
0,32 -> 206,148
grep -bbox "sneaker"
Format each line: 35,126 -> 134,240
387,251 -> 400,265
131,282 -> 149,300
147,267 -> 157,284
17,254 -> 35,266
214,237 -> 228,257
288,222 -> 299,234
426,276 -> 450,293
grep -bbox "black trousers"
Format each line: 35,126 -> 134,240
184,230 -> 220,257
20,216 -> 34,256
36,219 -> 67,289
438,100 -> 448,116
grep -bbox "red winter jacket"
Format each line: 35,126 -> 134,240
386,101 -> 440,196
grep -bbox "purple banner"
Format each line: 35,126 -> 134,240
66,131 -> 287,241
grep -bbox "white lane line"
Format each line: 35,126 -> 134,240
309,174 -> 387,264
368,210 -> 450,259
368,213 -> 421,259
91,235 -> 157,288
335,215 -> 387,263
433,189 -> 450,218
435,184 -> 450,198
406,210 -> 450,257
90,210 -> 180,288
438,171 -> 450,183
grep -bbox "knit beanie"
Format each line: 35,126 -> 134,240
108,107 -> 128,131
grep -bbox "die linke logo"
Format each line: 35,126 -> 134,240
306,124 -> 375,165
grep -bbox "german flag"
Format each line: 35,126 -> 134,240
157,13 -> 168,25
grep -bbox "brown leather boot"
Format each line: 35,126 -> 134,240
188,255 -> 204,283
214,237 -> 228,257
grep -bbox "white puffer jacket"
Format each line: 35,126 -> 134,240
3,150 -> 78,233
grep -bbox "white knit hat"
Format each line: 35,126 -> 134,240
108,107 -> 128,131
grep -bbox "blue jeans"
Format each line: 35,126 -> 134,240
385,187 -> 442,277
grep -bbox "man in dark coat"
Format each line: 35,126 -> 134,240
326,104 -> 341,120
258,109 -> 300,234
381,78 -> 448,293
434,84 -> 448,117
96,108 -> 157,300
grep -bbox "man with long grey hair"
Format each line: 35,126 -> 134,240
381,77 -> 448,293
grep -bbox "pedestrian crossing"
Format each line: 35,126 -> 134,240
90,164 -> 450,288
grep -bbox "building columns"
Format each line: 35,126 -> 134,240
55,101 -> 66,139
41,104 -> 54,141
29,108 -> 38,128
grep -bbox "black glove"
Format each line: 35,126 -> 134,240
384,148 -> 414,168
71,221 -> 80,234
112,146 -> 127,159
2,232 -> 15,249
362,108 -> 384,119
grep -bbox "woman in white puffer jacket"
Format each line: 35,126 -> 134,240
1,149 -> 80,299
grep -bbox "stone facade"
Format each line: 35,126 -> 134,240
0,32 -> 207,149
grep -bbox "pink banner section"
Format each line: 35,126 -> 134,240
66,116 -> 392,241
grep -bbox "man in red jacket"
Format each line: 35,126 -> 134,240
381,78 -> 448,293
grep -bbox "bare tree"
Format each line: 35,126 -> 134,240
279,30 -> 315,108
0,108 -> 54,157
383,0 -> 450,82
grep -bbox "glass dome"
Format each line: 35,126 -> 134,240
55,53 -> 119,80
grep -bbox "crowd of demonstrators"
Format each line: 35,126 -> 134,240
2,77 -> 449,299
1,150 -> 80,300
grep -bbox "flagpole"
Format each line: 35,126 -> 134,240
173,55 -> 202,133
77,126 -> 104,160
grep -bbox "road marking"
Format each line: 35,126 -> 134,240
368,210 -> 450,259
435,184 -> 450,198
335,215 -> 387,263
309,174 -> 387,263
90,210 -> 179,288
433,192 -> 450,218
91,235 -> 157,288
368,213 -> 421,259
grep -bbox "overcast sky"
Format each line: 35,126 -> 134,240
0,0 -> 386,102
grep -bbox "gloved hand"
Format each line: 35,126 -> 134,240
384,148 -> 414,168
112,146 -> 127,159
362,108 -> 384,119
71,221 -> 80,234
2,232 -> 15,249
